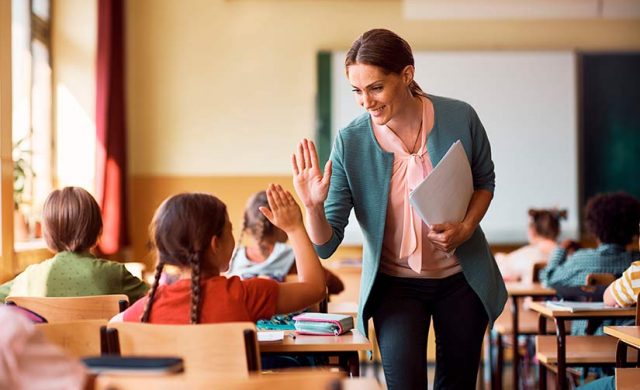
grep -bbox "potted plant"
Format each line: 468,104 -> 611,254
13,136 -> 34,241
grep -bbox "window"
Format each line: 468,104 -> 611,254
12,0 -> 52,245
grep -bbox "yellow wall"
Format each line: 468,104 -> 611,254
125,0 -> 640,176
124,0 -> 640,264
49,0 -> 640,265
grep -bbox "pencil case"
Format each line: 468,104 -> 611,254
292,312 -> 354,336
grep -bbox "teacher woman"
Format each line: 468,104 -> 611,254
292,29 -> 506,389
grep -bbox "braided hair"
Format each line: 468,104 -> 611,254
231,191 -> 275,263
141,193 -> 227,324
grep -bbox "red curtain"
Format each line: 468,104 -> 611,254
96,0 -> 129,254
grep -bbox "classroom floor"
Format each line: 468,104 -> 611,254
359,362 -> 519,390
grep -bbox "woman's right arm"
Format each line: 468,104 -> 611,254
292,139 -> 333,244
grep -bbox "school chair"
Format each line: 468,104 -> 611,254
586,273 -> 617,287
105,322 -> 260,377
5,294 -> 129,322
36,319 -> 108,357
94,370 -> 349,390
532,260 -> 548,283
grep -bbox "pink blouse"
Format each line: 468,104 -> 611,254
373,96 -> 462,279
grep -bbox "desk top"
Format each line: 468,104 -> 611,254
259,329 -> 372,353
605,326 -> 640,349
616,367 -> 640,388
505,282 -> 556,297
327,302 -> 359,316
529,301 -> 635,319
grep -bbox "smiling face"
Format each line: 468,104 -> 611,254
347,63 -> 414,126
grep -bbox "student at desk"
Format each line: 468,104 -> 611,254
114,185 -> 327,324
0,187 -> 148,303
540,192 -> 640,337
228,190 -> 344,295
540,193 -> 640,289
495,208 -> 566,282
577,231 -> 640,390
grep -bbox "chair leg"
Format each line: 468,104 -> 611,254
496,333 -> 504,390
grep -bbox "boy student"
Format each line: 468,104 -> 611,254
0,187 -> 148,303
540,192 -> 640,288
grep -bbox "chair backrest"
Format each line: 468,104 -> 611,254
585,273 -> 616,287
636,292 -> 640,325
36,319 -> 107,357
6,295 -> 129,322
106,322 -> 260,377
531,261 -> 547,284
95,370 -> 346,390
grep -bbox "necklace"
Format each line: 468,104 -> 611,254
387,120 -> 423,154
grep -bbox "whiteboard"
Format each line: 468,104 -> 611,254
331,51 -> 579,245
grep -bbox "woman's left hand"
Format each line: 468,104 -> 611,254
426,222 -> 474,253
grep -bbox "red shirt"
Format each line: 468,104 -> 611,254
122,275 -> 278,324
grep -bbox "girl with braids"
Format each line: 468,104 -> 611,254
113,184 -> 327,324
228,191 -> 296,282
495,208 -> 568,283
228,191 -> 344,295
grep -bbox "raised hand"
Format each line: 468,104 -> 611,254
291,139 -> 332,209
259,184 -> 304,234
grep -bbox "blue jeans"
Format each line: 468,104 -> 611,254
367,272 -> 488,390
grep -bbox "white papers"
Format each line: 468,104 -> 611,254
257,331 -> 284,342
545,301 -> 625,312
409,140 -> 473,226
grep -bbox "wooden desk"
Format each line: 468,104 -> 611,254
327,301 -> 358,317
259,329 -> 372,377
494,283 -> 555,390
529,301 -> 635,390
604,326 -> 640,368
616,367 -> 640,389
95,370 -> 380,390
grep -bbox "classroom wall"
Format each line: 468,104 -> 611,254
54,0 -> 640,265
125,0 -> 640,264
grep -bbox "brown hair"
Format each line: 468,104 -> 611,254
584,192 -> 640,246
141,193 -> 227,324
231,191 -> 277,262
345,28 -> 426,98
42,187 -> 102,253
528,208 -> 567,240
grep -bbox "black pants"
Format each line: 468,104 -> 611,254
367,272 -> 488,390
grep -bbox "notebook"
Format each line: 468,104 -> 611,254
82,356 -> 184,375
545,301 -> 626,313
292,313 -> 354,336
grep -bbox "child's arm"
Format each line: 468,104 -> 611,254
260,184 -> 326,314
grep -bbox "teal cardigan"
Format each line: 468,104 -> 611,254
315,94 -> 507,335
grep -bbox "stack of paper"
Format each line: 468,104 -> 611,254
408,140 -> 473,226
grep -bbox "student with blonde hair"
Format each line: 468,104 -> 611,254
0,187 -> 148,303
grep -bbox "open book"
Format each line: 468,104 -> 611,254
545,301 -> 627,312
408,140 -> 473,226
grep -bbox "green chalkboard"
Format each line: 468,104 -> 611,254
580,53 -> 640,204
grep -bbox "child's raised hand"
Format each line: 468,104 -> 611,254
259,184 -> 304,234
